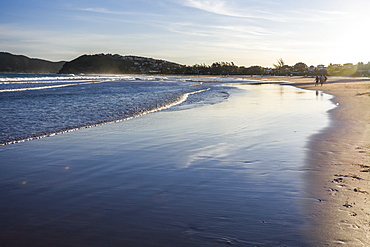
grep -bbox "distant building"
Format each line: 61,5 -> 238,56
343,63 -> 354,69
317,64 -> 326,70
264,69 -> 273,74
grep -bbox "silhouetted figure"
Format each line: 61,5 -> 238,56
319,75 -> 326,86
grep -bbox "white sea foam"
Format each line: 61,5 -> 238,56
0,86 -> 210,146
0,73 -> 254,145
0,75 -> 127,82
0,74 -> 169,92
0,74 -> 241,93
0,80 -> 108,92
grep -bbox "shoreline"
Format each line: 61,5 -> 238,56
1,74 -> 368,245
0,82 -> 321,246
261,76 -> 370,245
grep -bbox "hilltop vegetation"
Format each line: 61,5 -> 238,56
0,52 -> 65,73
61,55 -> 370,77
2,52 -> 370,77
326,62 -> 370,76
59,53 -> 185,74
57,55 -> 312,76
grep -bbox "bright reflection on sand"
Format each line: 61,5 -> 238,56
185,142 -> 233,168
228,84 -> 333,114
0,83 -> 337,246
182,84 -> 335,172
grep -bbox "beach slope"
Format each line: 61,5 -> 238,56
286,77 -> 370,246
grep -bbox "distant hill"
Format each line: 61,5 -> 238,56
58,53 -> 185,74
0,52 -> 65,73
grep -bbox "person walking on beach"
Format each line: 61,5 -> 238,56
319,75 -> 326,86
315,75 -> 319,86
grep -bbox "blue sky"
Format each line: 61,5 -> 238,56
1,0 -> 370,67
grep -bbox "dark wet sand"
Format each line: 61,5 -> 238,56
254,76 -> 370,246
1,77 -> 368,246
0,83 -> 330,246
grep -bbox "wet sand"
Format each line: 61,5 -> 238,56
0,83 -> 330,246
1,76 -> 368,246
256,76 -> 370,246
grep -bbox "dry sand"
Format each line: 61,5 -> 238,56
256,76 -> 370,246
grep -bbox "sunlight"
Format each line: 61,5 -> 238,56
330,13 -> 370,64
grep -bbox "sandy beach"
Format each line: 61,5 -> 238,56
0,75 -> 368,246
259,76 -> 370,246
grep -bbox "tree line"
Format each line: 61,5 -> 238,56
179,59 -> 370,77
182,62 -> 265,75
181,60 -> 316,76
326,62 -> 370,76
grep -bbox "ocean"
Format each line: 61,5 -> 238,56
0,73 -> 335,246
0,73 -> 241,145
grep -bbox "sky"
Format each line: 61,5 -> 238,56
1,0 -> 370,67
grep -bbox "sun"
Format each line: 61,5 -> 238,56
329,13 -> 370,64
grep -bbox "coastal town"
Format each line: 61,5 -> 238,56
2,52 -> 370,77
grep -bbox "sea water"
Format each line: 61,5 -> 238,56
0,74 -> 335,246
0,73 -> 239,145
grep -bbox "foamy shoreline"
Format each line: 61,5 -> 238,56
1,82 -> 324,246
1,74 -> 368,245
261,76 -> 370,246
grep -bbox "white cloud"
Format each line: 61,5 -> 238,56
286,8 -> 345,23
214,25 -> 274,36
77,7 -> 142,16
180,0 -> 288,22
183,0 -> 231,16
180,0 -> 347,24
184,143 -> 233,168
165,22 -> 211,37
0,24 -> 128,61
79,8 -> 114,14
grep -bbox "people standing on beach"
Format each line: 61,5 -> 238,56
315,76 -> 319,86
319,75 -> 326,86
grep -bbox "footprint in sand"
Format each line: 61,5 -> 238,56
343,202 -> 353,208
328,188 -> 339,196
354,188 -> 369,194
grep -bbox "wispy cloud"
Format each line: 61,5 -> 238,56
160,19 -> 278,45
164,22 -> 211,37
286,8 -> 345,23
180,0 -> 288,22
184,143 -> 232,168
180,0 -> 346,23
183,0 -> 232,16
76,7 -> 162,17
0,24 -> 132,60
79,8 -> 116,14
214,25 -> 274,36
